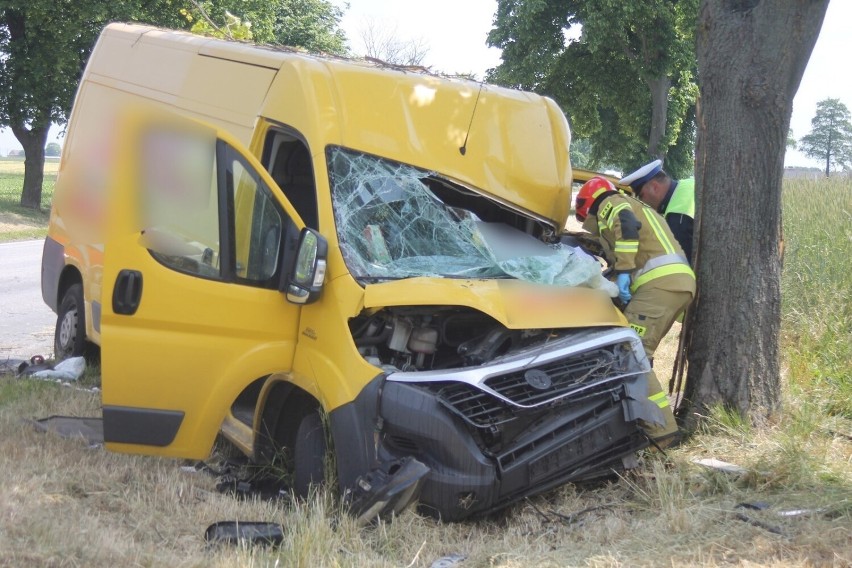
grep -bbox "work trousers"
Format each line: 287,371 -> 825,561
623,278 -> 695,442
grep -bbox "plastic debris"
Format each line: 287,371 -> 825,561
30,415 -> 104,446
30,356 -> 86,382
344,456 -> 430,526
431,553 -> 467,568
692,458 -> 747,476
205,521 -> 284,546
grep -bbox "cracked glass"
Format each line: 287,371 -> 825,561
328,147 -> 616,295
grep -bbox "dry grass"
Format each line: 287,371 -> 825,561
0,176 -> 849,566
1,370 -> 849,567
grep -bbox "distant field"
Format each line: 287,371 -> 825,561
0,156 -> 60,175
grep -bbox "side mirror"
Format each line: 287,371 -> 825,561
285,228 -> 327,305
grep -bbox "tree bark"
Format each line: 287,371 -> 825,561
684,0 -> 828,426
646,75 -> 672,159
12,124 -> 49,210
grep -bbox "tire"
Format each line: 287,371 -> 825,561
293,411 -> 327,498
54,283 -> 86,360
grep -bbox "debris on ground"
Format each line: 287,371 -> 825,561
28,415 -> 104,447
343,456 -> 430,526
430,552 -> 467,568
15,356 -> 86,382
692,458 -> 748,476
204,521 -> 285,546
733,503 -> 786,536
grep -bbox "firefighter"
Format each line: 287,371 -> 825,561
620,160 -> 695,263
574,176 -> 695,448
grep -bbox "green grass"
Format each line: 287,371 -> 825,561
781,176 -> 852,420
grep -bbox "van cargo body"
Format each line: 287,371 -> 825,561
41,24 -> 661,521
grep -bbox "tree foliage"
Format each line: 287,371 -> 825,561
185,0 -> 348,53
45,142 -> 61,157
798,98 -> 852,176
486,0 -> 698,176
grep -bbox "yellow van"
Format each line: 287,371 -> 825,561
42,23 -> 662,521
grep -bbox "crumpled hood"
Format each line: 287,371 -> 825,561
363,278 -> 626,330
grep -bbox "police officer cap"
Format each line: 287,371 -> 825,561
619,159 -> 663,191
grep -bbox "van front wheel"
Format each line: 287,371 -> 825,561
293,411 -> 327,498
55,283 -> 86,360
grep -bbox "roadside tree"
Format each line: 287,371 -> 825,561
798,98 -> 852,176
45,142 -> 61,157
683,0 -> 829,425
486,0 -> 699,177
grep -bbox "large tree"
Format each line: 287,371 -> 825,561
683,0 -> 828,425
798,97 -> 852,176
0,0 -> 347,210
486,0 -> 698,176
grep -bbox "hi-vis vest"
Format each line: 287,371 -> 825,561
664,178 -> 695,219
588,192 -> 694,292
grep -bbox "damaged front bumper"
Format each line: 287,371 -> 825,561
329,327 -> 658,521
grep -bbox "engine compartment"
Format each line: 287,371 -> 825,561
349,306 -> 579,372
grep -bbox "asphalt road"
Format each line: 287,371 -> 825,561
0,239 -> 56,363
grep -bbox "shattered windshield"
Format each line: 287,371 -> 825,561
328,146 -> 616,295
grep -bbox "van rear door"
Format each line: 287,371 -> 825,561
100,112 -> 306,459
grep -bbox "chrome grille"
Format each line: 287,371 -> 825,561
434,345 -> 628,428
485,347 -> 618,406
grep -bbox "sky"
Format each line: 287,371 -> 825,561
1,0 -> 848,169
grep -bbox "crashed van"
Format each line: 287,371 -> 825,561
42,23 -> 661,521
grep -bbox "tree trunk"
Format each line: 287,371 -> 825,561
683,0 -> 827,426
646,75 -> 672,159
12,124 -> 49,210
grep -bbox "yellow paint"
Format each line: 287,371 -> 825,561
45,23 -> 630,461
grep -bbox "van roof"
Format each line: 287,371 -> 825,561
91,23 -> 574,228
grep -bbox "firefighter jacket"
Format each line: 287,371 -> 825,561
582,192 -> 694,293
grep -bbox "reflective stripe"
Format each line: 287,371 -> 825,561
633,253 -> 689,280
649,392 -> 670,409
614,241 -> 639,253
631,262 -> 695,292
592,187 -> 610,201
643,208 -> 676,254
606,203 -> 631,229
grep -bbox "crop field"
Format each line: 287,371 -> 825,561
0,176 -> 849,567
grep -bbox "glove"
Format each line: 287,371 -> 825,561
616,273 -> 632,304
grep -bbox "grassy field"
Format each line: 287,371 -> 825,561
0,157 -> 58,242
0,176 -> 849,567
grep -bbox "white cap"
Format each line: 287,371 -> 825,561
619,159 -> 663,191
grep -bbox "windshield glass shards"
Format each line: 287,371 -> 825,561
328,147 -> 616,295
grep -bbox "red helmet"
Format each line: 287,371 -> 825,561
575,177 -> 616,221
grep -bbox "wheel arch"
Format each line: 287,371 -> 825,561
57,265 -> 84,308
254,379 -> 322,463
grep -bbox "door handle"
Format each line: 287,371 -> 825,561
112,269 -> 143,315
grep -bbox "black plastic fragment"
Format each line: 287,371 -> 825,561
345,456 -> 430,525
204,521 -> 285,546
